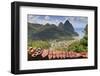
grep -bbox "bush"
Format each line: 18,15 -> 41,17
80,35 -> 88,46
54,47 -> 68,51
28,40 -> 50,49
67,40 -> 87,52
67,25 -> 88,53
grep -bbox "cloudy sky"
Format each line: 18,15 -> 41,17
27,14 -> 88,29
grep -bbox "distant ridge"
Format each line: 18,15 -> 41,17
28,20 -> 79,40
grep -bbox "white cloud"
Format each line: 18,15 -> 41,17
27,15 -> 40,23
27,15 -> 88,28
44,16 -> 50,20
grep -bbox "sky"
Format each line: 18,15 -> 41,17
27,14 -> 88,29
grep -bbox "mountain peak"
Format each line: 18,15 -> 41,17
59,22 -> 63,25
63,20 -> 79,36
28,20 -> 79,40
64,20 -> 74,30
58,22 -> 64,30
64,20 -> 71,25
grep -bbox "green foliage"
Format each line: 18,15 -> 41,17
54,47 -> 68,51
28,22 -> 88,53
28,40 -> 50,49
80,35 -> 88,46
67,40 -> 87,52
67,24 -> 88,52
28,39 -> 33,47
68,41 -> 86,52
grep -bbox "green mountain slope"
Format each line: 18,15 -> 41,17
28,20 -> 79,40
